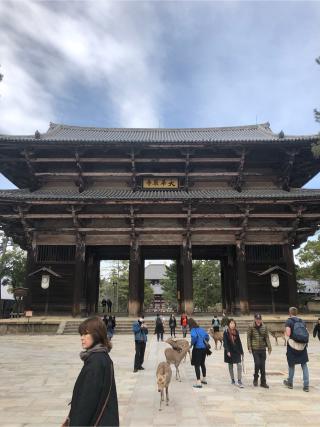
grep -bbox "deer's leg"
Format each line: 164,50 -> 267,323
166,386 -> 169,405
275,336 -> 278,345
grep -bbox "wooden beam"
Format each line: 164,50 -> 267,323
34,171 -> 263,178
28,156 -> 242,163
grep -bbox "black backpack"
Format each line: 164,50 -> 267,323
291,318 -> 309,344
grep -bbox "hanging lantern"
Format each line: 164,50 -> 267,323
41,274 -> 50,290
271,273 -> 280,288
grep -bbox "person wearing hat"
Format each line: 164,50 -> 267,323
247,313 -> 272,388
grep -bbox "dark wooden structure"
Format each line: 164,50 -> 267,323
0,122 -> 319,316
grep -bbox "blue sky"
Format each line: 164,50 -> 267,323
0,0 -> 319,191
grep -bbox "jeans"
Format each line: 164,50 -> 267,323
252,349 -> 266,384
170,327 -> 176,337
288,363 -> 309,387
157,332 -> 164,341
228,363 -> 242,382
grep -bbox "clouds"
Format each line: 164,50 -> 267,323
0,1 -> 165,133
0,0 -> 319,138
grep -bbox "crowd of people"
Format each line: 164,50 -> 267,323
61,308 -> 320,426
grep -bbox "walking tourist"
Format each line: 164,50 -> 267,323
189,318 -> 210,388
132,315 -> 148,373
181,312 -> 188,337
283,307 -> 310,392
62,316 -> 119,427
221,310 -> 229,329
106,315 -> 115,340
212,314 -> 221,332
313,317 -> 320,341
155,313 -> 164,341
169,313 -> 177,337
223,318 -> 244,387
247,313 -> 272,388
106,298 -> 112,313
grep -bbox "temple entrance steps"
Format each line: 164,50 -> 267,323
61,317 -> 253,335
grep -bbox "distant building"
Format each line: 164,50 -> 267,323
298,279 -> 320,295
145,264 -> 166,311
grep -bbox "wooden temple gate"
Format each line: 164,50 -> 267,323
0,122 -> 319,316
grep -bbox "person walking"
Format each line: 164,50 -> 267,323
169,313 -> 177,337
212,315 -> 221,332
106,298 -> 112,313
283,307 -> 310,392
106,315 -> 114,340
155,313 -> 164,341
247,313 -> 272,388
221,311 -> 229,330
181,312 -> 188,338
223,319 -> 244,388
313,317 -> 320,341
62,316 -> 119,427
132,315 -> 148,373
101,298 -> 107,313
189,318 -> 210,388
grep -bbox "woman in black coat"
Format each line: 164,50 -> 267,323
63,317 -> 119,427
223,318 -> 244,388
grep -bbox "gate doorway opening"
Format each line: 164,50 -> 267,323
192,260 -> 222,313
99,260 -> 129,314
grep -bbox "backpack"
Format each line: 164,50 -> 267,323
213,318 -> 219,328
291,318 -> 309,343
182,316 -> 187,327
156,317 -> 162,326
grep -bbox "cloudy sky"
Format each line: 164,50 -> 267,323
0,0 -> 319,190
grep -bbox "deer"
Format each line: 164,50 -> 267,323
164,345 -> 189,381
156,362 -> 172,411
165,337 -> 190,361
209,327 -> 223,350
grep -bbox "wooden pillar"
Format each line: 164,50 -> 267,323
86,252 -> 99,315
283,244 -> 297,307
180,237 -> 193,315
73,234 -> 86,317
128,240 -> 143,316
176,258 -> 183,313
24,249 -> 36,310
236,241 -> 249,314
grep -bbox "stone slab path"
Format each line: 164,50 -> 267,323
0,331 -> 319,427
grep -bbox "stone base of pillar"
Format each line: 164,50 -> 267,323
128,300 -> 142,317
183,299 -> 194,316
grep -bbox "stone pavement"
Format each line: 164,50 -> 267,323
0,331 -> 320,427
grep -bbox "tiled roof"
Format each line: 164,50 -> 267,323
1,188 -> 320,202
0,122 -> 318,144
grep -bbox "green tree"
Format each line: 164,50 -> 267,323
0,246 -> 27,289
162,260 -> 221,311
296,233 -> 320,280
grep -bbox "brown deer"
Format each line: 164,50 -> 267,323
156,362 -> 172,411
165,337 -> 190,361
209,328 -> 223,350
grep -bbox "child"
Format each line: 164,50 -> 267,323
223,318 -> 244,388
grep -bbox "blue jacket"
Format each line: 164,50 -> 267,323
191,327 -> 209,349
132,321 -> 148,342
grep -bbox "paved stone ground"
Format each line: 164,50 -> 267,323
0,331 -> 319,427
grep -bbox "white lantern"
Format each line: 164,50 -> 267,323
271,273 -> 280,288
41,274 -> 50,290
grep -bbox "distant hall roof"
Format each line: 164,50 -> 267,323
0,122 -> 318,144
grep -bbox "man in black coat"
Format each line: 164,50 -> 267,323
313,318 -> 320,341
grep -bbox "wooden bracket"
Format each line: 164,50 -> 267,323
22,149 -> 39,190
75,150 -> 86,192
279,149 -> 299,191
233,148 -> 246,192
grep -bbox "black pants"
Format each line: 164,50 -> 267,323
195,362 -> 206,380
170,327 -> 176,337
107,305 -> 112,313
134,341 -> 146,370
252,349 -> 266,383
157,332 -> 164,341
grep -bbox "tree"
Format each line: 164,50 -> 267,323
296,233 -> 320,280
312,57 -> 320,158
162,260 -> 222,311
0,246 -> 27,290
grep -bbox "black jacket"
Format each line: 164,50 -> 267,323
169,317 -> 177,328
69,352 -> 119,426
223,329 -> 244,364
313,323 -> 320,340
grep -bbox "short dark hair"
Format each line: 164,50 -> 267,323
78,316 -> 111,351
188,318 -> 199,329
227,318 -> 237,327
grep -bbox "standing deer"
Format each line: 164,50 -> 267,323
156,362 -> 172,411
164,345 -> 189,381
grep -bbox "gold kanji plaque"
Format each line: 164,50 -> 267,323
142,178 -> 179,189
